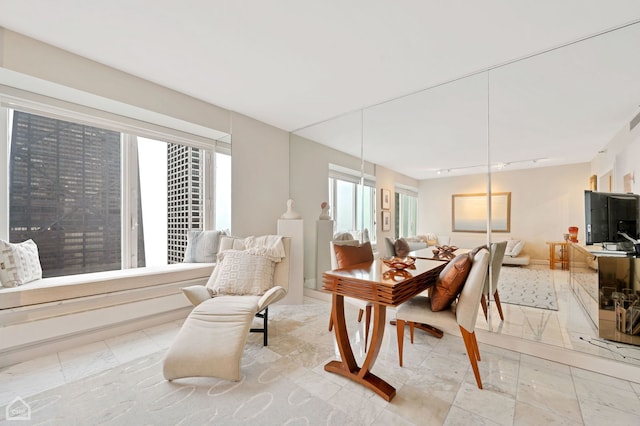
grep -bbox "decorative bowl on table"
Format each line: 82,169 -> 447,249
382,256 -> 416,270
432,245 -> 459,260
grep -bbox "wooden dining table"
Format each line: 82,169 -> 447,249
322,258 -> 446,401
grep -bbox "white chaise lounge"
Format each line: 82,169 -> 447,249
163,236 -> 291,382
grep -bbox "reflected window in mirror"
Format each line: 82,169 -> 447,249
394,186 -> 418,239
328,168 -> 376,244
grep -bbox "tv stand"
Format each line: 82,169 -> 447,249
569,244 -> 640,346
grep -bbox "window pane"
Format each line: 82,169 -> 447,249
9,111 -> 127,277
138,137 -> 168,266
215,152 -> 231,231
395,192 -> 418,238
166,143 -> 204,263
336,180 -> 355,232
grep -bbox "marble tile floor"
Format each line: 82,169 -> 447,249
1,297 -> 640,425
476,266 -> 640,367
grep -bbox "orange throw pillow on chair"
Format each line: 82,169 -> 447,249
334,242 -> 374,268
430,253 -> 473,311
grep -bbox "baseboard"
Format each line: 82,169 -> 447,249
0,307 -> 190,368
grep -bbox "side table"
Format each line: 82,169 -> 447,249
546,241 -> 569,270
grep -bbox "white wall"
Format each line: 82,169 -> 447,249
0,28 -> 230,135
289,133 -> 367,287
374,165 -> 398,257
0,28 -> 291,238
419,163 -> 590,262
596,121 -> 640,193
231,112 -> 290,236
289,134 -> 418,287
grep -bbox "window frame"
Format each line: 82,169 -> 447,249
328,165 -> 377,243
1,98 -> 231,275
395,184 -> 418,239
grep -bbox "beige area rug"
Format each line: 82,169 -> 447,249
497,266 -> 559,311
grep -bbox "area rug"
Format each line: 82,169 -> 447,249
497,266 -> 558,311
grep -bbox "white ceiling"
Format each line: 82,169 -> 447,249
1,1 -> 640,179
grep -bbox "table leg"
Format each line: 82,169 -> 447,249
389,320 -> 444,338
325,294 -> 396,401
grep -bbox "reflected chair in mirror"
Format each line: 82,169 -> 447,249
327,240 -> 374,351
480,241 -> 507,321
395,248 -> 490,389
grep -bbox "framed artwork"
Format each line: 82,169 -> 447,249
381,188 -> 391,210
452,192 -> 511,233
382,210 -> 391,231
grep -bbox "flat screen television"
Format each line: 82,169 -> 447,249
584,190 -> 640,246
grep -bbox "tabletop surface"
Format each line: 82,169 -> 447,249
323,258 -> 447,306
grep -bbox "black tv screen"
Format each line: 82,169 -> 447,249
585,190 -> 640,245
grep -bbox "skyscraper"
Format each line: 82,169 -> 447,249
9,110 -> 145,277
166,144 -> 203,263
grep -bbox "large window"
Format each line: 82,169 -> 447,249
395,187 -> 418,239
3,108 -> 231,277
328,166 -> 376,243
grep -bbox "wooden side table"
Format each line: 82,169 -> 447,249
546,241 -> 569,270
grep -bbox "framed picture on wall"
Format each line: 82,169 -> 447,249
452,192 -> 511,233
382,210 -> 391,231
381,188 -> 391,210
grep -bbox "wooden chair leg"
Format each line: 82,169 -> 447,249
470,330 -> 481,361
328,315 -> 333,331
494,290 -> 505,321
409,322 -> 415,343
460,326 -> 483,389
357,308 -> 364,322
363,305 -> 371,352
480,294 -> 488,320
396,318 -> 405,366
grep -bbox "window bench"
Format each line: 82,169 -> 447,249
0,263 -> 215,367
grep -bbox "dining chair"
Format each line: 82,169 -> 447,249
395,248 -> 490,389
327,240 -> 374,351
480,241 -> 508,321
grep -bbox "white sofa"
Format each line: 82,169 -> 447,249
384,234 -> 450,257
501,239 -> 530,266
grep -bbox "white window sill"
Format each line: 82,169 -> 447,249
0,263 -> 215,311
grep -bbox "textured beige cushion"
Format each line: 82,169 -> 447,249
0,239 -> 42,288
163,295 -> 260,381
505,239 -> 525,257
183,230 -> 227,263
206,250 -> 276,296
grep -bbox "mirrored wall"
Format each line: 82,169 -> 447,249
291,21 -> 640,369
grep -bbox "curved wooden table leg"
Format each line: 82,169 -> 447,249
325,294 -> 396,401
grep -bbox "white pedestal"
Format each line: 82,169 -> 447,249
277,219 -> 304,305
316,220 -> 334,288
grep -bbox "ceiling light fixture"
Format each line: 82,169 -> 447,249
435,157 -> 548,176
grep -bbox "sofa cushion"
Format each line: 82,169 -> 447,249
430,253 -> 472,312
0,239 -> 42,288
206,250 -> 275,296
333,241 -> 374,268
183,230 -> 227,263
505,239 -> 525,257
394,238 -> 411,257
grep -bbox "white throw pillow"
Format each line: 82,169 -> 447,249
0,239 -> 43,288
505,239 -> 525,257
183,230 -> 227,263
206,250 -> 275,296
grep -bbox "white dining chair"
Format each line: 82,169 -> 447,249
395,248 -> 490,389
